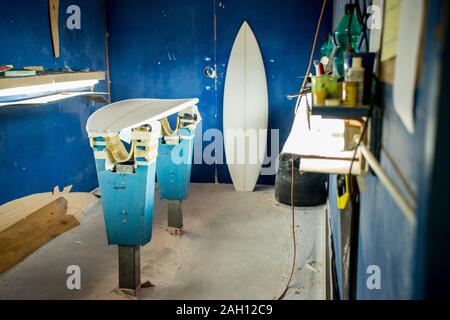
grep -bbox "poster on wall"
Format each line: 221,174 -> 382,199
392,0 -> 425,134
369,0 -> 385,53
381,0 -> 401,62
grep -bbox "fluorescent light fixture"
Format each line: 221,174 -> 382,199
283,94 -> 354,158
0,92 -> 108,107
0,79 -> 99,97
283,93 -> 364,175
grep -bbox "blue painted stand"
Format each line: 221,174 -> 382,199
156,109 -> 201,230
94,158 -> 156,246
88,106 -> 200,291
157,127 -> 195,201
89,124 -> 161,247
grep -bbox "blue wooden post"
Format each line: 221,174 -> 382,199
157,129 -> 195,201
89,123 -> 161,246
89,123 -> 161,292
156,107 -> 201,230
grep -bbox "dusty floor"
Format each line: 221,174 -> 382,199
0,184 -> 327,300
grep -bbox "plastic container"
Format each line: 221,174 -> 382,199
324,76 -> 339,99
344,52 -> 376,104
312,75 -> 339,106
345,57 -> 365,105
343,81 -> 358,106
312,76 -> 327,106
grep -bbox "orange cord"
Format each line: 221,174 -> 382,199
277,0 -> 328,300
277,155 -> 298,300
295,0 -> 329,113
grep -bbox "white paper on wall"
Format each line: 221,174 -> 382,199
381,0 -> 401,62
393,0 -> 425,134
369,0 -> 385,53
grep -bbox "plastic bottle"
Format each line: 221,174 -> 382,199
345,57 -> 365,105
333,4 -> 362,77
335,5 -> 362,52
320,34 -> 334,58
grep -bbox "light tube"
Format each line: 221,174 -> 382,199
0,79 -> 99,97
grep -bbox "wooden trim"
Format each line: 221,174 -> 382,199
49,0 -> 60,58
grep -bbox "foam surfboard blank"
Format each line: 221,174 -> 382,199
223,21 -> 268,192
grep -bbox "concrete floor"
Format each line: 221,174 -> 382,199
0,184 -> 327,300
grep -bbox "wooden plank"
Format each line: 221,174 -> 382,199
0,193 -> 52,216
0,72 -> 106,90
49,0 -> 60,58
0,191 -> 98,232
0,194 -> 58,233
64,193 -> 99,219
0,187 -> 71,232
0,197 -> 79,273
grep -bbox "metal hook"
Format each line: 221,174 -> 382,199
204,66 -> 217,79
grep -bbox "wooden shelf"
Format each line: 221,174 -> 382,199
0,71 -> 105,90
311,105 -> 371,120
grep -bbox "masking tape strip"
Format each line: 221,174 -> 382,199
94,150 -> 108,160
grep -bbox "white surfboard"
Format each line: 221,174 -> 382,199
223,21 -> 268,192
86,98 -> 199,137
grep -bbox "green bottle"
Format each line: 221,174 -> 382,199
334,4 -> 362,77
320,34 -> 334,58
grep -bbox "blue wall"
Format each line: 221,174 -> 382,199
0,0 -> 108,205
0,0 -> 333,201
214,0 -> 332,185
106,0 -> 216,183
106,0 -> 332,184
414,0 -> 450,299
329,0 -> 447,299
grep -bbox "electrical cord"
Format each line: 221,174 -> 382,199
348,76 -> 379,175
356,0 -> 370,52
276,154 -> 298,301
278,0 -> 372,300
294,0 -> 329,114
278,0 -> 328,301
345,0 -> 371,53
347,0 -> 375,176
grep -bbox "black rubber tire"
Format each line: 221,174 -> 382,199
275,153 -> 328,207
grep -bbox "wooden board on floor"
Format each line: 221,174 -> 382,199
0,197 -> 80,274
64,193 -> 99,219
0,192 -> 98,233
0,186 -> 73,233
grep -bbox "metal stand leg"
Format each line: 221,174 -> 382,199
118,246 -> 141,292
168,200 -> 183,230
